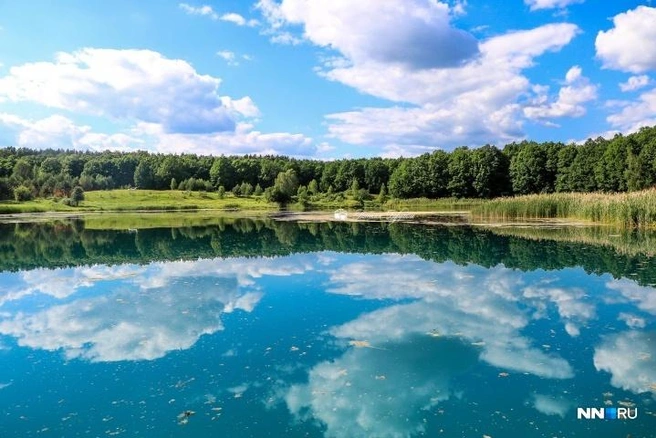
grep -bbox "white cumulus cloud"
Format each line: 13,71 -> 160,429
179,3 -> 258,26
179,2 -> 218,19
0,256 -> 314,362
324,23 -> 579,153
325,257 -> 576,379
525,0 -> 583,11
619,75 -> 651,92
606,88 -> 656,133
254,2 -> 581,153
524,66 -> 598,122
596,6 -> 656,73
0,48 -> 246,134
594,330 -> 656,394
272,0 -> 479,69
0,113 -> 142,151
220,12 -> 259,27
531,394 -> 572,417
217,50 -> 253,67
0,49 -> 318,155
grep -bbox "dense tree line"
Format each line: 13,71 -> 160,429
1,126 -> 655,202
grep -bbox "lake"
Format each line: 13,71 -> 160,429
0,217 -> 655,437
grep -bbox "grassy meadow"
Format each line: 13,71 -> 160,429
0,190 -> 279,214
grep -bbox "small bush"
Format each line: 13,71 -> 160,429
14,185 -> 33,202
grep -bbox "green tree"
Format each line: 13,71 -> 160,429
471,145 -> 510,198
170,178 -> 178,190
308,179 -> 319,195
254,183 -> 263,196
217,186 -> 226,199
595,135 -> 628,192
296,185 -> 310,209
556,145 -> 578,192
364,158 -> 389,192
320,162 -> 338,192
625,150 -> 650,191
157,156 -> 185,189
335,160 -> 364,192
13,159 -> 33,181
509,144 -> 548,195
71,186 -> 85,206
134,160 -> 156,189
62,155 -> 86,179
54,177 -> 73,197
377,183 -> 387,204
425,151 -> 450,197
0,178 -> 13,201
40,157 -> 62,176
350,178 -> 360,198
565,140 -> 603,192
240,182 -> 254,196
638,138 -> 656,188
267,169 -> 299,204
388,160 -> 415,198
210,157 -> 237,189
447,147 -> 475,198
275,169 -> 299,198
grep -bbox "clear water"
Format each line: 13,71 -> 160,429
0,219 -> 655,437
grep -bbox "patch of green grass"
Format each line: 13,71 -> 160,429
0,199 -> 80,214
81,190 -> 279,212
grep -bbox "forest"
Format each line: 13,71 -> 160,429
1,125 -> 655,204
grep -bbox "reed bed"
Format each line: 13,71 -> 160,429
473,189 -> 656,227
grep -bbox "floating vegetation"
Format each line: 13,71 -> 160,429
177,410 -> 195,425
349,340 -> 372,348
173,377 -> 195,389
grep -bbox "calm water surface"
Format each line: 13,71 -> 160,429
0,219 -> 655,437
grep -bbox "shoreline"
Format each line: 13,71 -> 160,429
0,208 -> 596,229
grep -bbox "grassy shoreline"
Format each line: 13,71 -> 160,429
473,189 -> 656,227
1,189 -> 655,227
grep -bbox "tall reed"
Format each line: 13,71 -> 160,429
473,189 -> 656,227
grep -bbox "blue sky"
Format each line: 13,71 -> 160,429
0,0 -> 654,158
